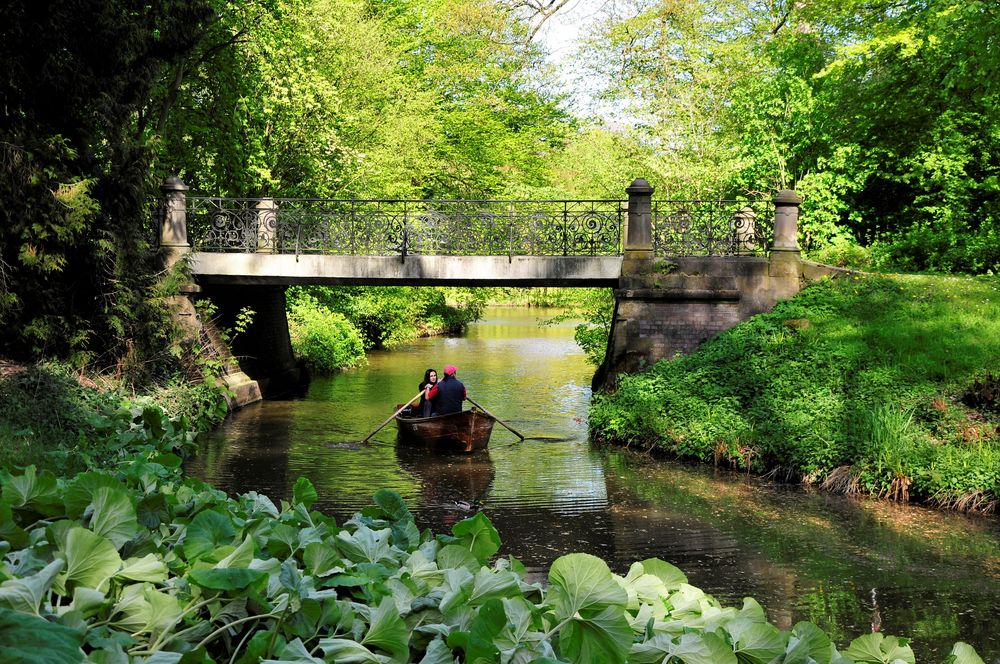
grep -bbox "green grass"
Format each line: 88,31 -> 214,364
589,273 -> 1000,511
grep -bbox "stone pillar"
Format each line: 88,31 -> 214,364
256,198 -> 277,253
772,189 -> 801,251
159,176 -> 190,267
769,189 -> 802,285
624,178 -> 654,260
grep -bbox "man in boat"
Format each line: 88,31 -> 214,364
426,364 -> 466,415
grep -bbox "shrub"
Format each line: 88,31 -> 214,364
288,294 -> 367,372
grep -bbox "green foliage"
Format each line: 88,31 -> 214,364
287,292 -> 367,373
0,462 -> 986,663
590,274 -> 1000,509
0,363 -> 225,474
289,286 -> 485,352
0,0 -> 218,376
577,0 -> 1000,274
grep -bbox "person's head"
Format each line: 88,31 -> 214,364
424,368 -> 438,384
443,364 -> 458,378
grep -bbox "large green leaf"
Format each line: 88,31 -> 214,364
57,527 -> 122,593
843,634 -> 915,664
546,553 -> 627,622
116,554 -> 168,583
89,487 -> 138,550
318,638 -> 387,663
668,632 -> 738,664
303,541 -> 345,578
216,536 -> 256,569
336,525 -> 394,565
468,568 -> 520,605
293,477 -> 318,509
63,472 -> 126,519
189,568 -> 268,591
438,567 -> 475,615
437,544 -> 479,573
725,619 -> 785,664
362,596 -> 410,663
183,509 -> 236,561
451,513 -> 501,565
0,607 -> 84,664
559,605 -> 632,664
0,559 -> 64,615
418,638 -> 455,664
944,642 -> 986,664
0,502 -> 28,548
2,466 -> 62,516
373,489 -> 412,523
108,584 -> 182,638
466,598 -> 506,664
783,622 -> 832,664
639,558 -> 688,591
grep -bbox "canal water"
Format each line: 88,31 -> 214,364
189,307 -> 1000,660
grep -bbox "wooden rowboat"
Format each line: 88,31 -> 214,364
395,407 -> 496,453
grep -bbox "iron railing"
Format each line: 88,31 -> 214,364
180,196 -> 774,257
185,198 -> 625,257
652,199 -> 774,256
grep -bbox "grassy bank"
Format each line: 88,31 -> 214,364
0,362 -> 228,474
590,274 -> 1000,511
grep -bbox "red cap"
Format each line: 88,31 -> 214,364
443,364 -> 457,375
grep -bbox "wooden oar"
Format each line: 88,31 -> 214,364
466,397 -> 525,441
362,391 -> 424,444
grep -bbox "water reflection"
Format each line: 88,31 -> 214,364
189,306 -> 1000,660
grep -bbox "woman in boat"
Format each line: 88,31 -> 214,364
426,364 -> 466,415
418,368 -> 438,417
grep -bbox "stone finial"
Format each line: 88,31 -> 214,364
626,178 -> 654,196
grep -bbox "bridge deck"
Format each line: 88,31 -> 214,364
190,253 -> 623,287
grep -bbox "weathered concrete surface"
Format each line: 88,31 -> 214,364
190,253 -> 622,287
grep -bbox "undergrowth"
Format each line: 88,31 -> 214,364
590,274 -> 1000,512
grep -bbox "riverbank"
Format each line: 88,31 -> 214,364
589,273 -> 1000,512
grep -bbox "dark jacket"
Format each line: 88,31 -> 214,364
430,376 -> 466,415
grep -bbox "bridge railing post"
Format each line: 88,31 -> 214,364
772,189 -> 801,252
624,178 -> 654,273
256,198 -> 277,253
159,176 -> 190,251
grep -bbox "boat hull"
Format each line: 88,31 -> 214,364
395,408 -> 495,453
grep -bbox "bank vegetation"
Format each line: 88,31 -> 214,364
589,274 -> 1000,512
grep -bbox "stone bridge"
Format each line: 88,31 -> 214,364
158,177 -> 834,406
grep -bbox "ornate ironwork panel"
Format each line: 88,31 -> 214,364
183,195 -> 772,257
186,197 -> 623,256
652,200 -> 774,257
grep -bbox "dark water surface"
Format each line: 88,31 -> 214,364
189,307 -> 1000,660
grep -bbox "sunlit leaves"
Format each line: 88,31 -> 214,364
56,527 -> 122,594
450,512 -> 501,565
0,560 -> 64,615
844,633 -> 915,664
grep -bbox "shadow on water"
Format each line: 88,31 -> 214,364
187,307 -> 1000,660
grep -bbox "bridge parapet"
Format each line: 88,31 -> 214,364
157,177 -> 782,260
184,196 -> 625,258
